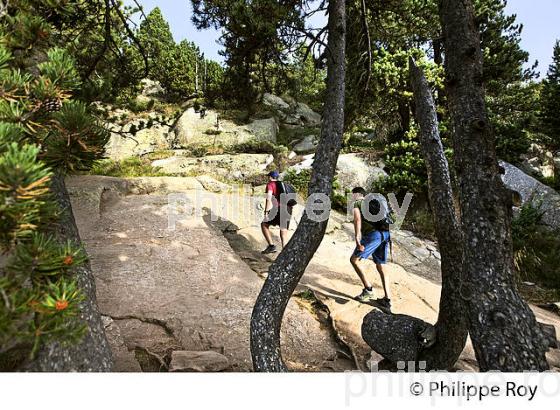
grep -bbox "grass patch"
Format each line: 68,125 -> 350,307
296,289 -> 316,302
144,150 -> 176,161
90,157 -> 170,177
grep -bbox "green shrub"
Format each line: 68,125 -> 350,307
229,139 -> 277,154
372,128 -> 428,198
284,168 -> 312,197
512,204 -> 560,288
126,97 -> 152,113
284,168 -> 347,211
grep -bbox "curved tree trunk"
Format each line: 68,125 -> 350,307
438,0 -> 549,371
409,58 -> 468,369
250,0 -> 346,372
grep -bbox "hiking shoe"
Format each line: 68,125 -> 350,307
375,297 -> 392,313
354,288 -> 375,303
261,244 -> 277,254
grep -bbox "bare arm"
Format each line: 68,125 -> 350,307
353,207 -> 362,247
264,191 -> 273,214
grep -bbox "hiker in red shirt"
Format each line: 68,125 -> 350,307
261,170 -> 293,254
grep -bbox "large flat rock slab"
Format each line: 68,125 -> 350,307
67,176 -> 353,371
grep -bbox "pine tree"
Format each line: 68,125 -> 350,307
0,1 -> 108,369
157,40 -> 200,100
538,40 -> 560,183
136,6 -> 175,81
539,41 -> 560,155
191,0 -> 307,111
203,59 -> 225,105
476,0 -> 539,163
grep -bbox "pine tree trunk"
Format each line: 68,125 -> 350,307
409,58 -> 468,369
250,0 -> 346,372
438,0 -> 549,371
195,59 -> 199,94
24,173 -> 113,371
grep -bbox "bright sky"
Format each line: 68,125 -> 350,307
126,0 -> 560,78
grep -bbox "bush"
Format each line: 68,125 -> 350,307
284,168 -> 312,197
284,168 -> 347,211
228,140 -> 277,155
125,97 -> 152,113
512,204 -> 560,289
372,128 -> 428,198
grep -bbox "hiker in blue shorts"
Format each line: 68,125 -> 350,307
349,187 -> 392,312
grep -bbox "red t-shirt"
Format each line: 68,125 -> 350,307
265,181 -> 280,207
265,181 -> 278,196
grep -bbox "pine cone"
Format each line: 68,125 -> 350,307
39,98 -> 62,113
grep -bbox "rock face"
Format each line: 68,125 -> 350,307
287,153 -> 387,192
262,92 -> 322,127
519,143 -> 556,178
389,231 -> 442,284
140,78 -> 164,98
262,93 -> 290,111
151,153 -> 273,181
195,175 -> 232,193
173,108 -> 278,147
105,124 -> 173,161
501,161 -> 560,230
169,351 -> 230,372
287,154 -> 315,175
293,135 -> 318,154
335,154 -> 387,192
246,118 -> 278,142
293,102 -> 322,126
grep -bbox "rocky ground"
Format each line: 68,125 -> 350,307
66,175 -> 560,372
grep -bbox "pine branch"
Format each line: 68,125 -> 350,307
82,0 -> 112,81
110,0 -> 149,78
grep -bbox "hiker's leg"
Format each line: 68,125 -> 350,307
350,255 -> 372,289
261,222 -> 274,246
279,228 -> 288,248
376,263 -> 391,300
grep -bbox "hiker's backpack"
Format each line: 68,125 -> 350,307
275,181 -> 298,207
360,194 -> 393,232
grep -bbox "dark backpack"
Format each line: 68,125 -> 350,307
360,195 -> 393,231
275,181 -> 298,207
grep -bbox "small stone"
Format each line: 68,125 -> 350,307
169,351 -> 229,372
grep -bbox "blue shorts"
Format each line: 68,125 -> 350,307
353,230 -> 390,264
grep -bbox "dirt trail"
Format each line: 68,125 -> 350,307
67,175 -> 560,371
